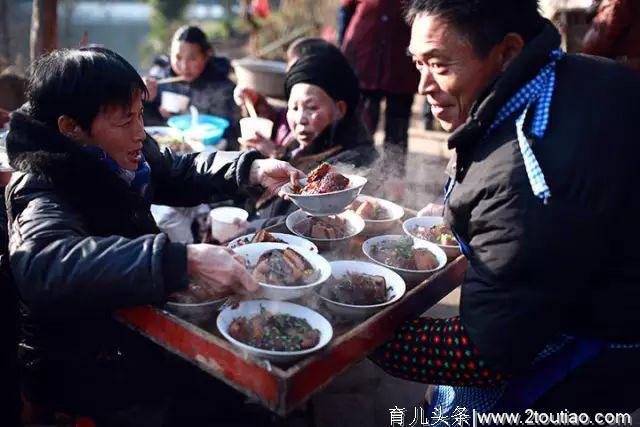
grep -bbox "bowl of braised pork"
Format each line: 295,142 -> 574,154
233,243 -> 331,301
280,163 -> 367,216
349,195 -> 405,235
166,283 -> 231,323
403,216 -> 461,260
217,299 -> 333,363
317,261 -> 406,320
228,230 -> 318,253
286,209 -> 365,251
362,235 -> 447,283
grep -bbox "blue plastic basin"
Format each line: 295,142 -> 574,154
167,114 -> 230,145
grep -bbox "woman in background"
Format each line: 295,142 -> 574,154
143,25 -> 240,148
242,49 -> 378,225
233,37 -> 344,158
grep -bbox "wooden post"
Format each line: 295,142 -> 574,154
30,0 -> 57,62
0,0 -> 10,65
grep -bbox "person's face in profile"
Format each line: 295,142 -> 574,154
72,91 -> 146,171
409,13 -> 522,132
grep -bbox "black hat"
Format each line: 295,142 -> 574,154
285,51 -> 360,115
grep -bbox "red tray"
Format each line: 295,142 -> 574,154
116,213 -> 466,416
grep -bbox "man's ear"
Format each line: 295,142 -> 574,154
335,100 -> 348,120
497,33 -> 525,71
57,115 -> 86,141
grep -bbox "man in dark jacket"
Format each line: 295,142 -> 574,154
5,46 -> 301,422
391,0 -> 640,411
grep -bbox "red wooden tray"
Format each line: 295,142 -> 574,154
116,213 -> 466,416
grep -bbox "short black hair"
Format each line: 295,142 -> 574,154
406,0 -> 544,57
286,37 -> 341,62
27,46 -> 147,131
173,25 -> 212,55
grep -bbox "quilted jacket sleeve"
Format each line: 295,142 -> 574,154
7,175 -> 188,318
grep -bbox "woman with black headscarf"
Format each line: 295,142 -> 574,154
243,49 -> 379,223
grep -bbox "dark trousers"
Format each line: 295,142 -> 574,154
533,347 -> 640,414
361,90 -> 414,177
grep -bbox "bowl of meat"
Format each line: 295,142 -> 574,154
403,216 -> 461,260
217,299 -> 333,363
349,195 -> 405,235
165,283 -> 231,323
317,261 -> 406,320
362,235 -> 447,283
227,230 -> 318,253
286,209 -> 365,251
280,163 -> 368,216
233,243 -> 331,301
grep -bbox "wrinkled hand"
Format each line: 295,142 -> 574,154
417,203 -> 445,217
142,76 -> 158,102
233,86 -> 262,107
238,133 -> 281,158
186,244 -> 258,296
249,158 -> 305,196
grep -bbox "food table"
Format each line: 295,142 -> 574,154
115,212 -> 467,416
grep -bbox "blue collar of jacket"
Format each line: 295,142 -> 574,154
448,20 -> 562,151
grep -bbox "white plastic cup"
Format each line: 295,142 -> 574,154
239,117 -> 274,140
209,207 -> 249,243
161,91 -> 190,114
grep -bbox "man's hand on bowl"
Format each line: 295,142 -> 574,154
249,158 -> 306,196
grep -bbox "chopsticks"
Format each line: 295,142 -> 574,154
244,99 -> 258,119
156,76 -> 186,85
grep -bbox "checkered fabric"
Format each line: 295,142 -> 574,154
486,49 -> 565,204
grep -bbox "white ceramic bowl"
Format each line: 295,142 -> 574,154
403,216 -> 461,260
217,299 -> 333,363
161,91 -> 190,114
362,235 -> 447,283
286,210 -> 365,251
349,195 -> 405,236
280,175 -> 368,216
233,243 -> 331,301
228,232 -> 318,253
317,261 -> 406,320
165,297 -> 228,324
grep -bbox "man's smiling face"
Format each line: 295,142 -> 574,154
409,13 -> 505,132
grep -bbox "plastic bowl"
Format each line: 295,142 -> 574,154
317,261 -> 406,320
167,114 -> 230,145
280,175 -> 368,216
362,235 -> 447,283
217,299 -> 333,363
232,243 -> 331,301
403,216 -> 461,260
286,210 -> 365,252
239,117 -> 274,139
